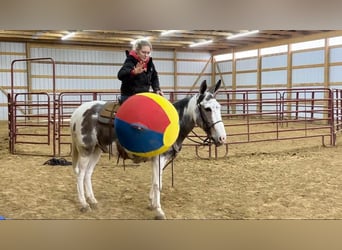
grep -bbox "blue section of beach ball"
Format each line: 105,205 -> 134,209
114,118 -> 164,153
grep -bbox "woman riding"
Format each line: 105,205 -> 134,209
117,39 -> 163,104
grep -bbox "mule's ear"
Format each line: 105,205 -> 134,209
199,80 -> 207,94
210,80 -> 221,96
125,50 -> 129,56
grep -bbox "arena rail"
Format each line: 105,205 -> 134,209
8,57 -> 56,155
223,88 -> 334,152
7,60 -> 340,158
333,89 -> 342,134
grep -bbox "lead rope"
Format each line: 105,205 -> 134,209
159,156 -> 175,190
158,145 -> 178,190
108,102 -> 119,161
159,155 -> 161,191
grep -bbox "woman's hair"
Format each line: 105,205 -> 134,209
132,39 -> 152,51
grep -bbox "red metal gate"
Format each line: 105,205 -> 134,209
217,88 -> 334,150
8,57 -> 57,155
6,57 -> 340,158
7,88 -> 338,157
8,92 -> 53,155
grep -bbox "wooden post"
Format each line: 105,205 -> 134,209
286,43 -> 293,119
257,48 -> 262,116
324,38 -> 331,124
173,49 -> 177,93
231,50 -> 236,114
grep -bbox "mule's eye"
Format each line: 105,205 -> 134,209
204,107 -> 211,112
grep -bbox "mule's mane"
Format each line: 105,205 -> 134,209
173,97 -> 191,119
171,93 -> 208,146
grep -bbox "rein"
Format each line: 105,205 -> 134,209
187,130 -> 212,145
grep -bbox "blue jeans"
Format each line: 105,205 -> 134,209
119,95 -> 130,104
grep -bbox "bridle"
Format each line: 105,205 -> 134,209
186,94 -> 224,146
198,103 -> 223,134
163,93 -> 224,179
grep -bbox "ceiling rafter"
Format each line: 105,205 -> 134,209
0,30 -> 333,52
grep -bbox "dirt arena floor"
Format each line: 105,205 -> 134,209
1,120 -> 342,220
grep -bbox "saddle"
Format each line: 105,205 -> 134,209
98,101 -> 121,125
97,101 -> 133,164
97,101 -> 120,154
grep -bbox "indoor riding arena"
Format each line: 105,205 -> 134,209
2,30 -> 342,219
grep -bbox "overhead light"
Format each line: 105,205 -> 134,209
189,40 -> 213,47
61,32 -> 76,40
62,31 -> 76,40
227,30 -> 259,39
161,30 -> 177,36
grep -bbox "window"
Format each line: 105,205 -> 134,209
291,39 -> 325,51
328,36 -> 342,46
213,53 -> 232,62
235,49 -> 258,59
260,45 -> 288,55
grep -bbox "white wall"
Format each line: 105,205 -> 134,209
0,42 -> 213,120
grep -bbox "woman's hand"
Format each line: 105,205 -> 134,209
133,61 -> 146,75
155,90 -> 164,96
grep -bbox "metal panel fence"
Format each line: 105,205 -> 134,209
7,58 -> 341,158
7,87 -> 339,158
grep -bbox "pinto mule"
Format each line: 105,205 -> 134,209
70,79 -> 227,219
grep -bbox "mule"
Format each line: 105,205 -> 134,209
70,79 -> 227,219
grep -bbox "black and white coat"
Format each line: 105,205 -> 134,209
70,80 -> 226,219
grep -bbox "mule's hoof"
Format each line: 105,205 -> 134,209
89,203 -> 98,210
154,214 -> 166,220
80,205 -> 90,213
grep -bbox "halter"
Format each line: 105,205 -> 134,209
191,94 -> 224,145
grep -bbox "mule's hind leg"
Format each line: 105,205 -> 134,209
84,147 -> 102,210
76,155 -> 91,212
150,156 -> 166,219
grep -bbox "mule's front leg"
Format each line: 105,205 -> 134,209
150,156 -> 166,219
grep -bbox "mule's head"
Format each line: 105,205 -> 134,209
195,80 -> 227,146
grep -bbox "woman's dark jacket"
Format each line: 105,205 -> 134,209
117,50 -> 161,96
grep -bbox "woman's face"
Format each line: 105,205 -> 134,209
137,45 -> 151,61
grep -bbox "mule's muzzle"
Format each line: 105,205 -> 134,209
211,134 -> 226,146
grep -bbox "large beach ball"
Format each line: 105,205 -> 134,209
114,93 -> 179,157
